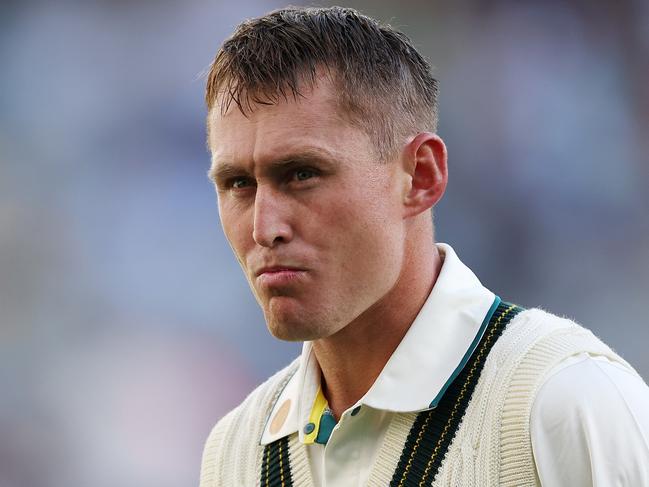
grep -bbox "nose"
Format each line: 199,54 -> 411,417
252,185 -> 293,248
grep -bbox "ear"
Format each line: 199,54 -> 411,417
401,132 -> 448,218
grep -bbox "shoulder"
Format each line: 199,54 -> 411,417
200,357 -> 300,487
497,306 -> 582,354
499,306 -> 640,398
532,353 -> 649,427
506,306 -> 583,336
491,307 -> 648,485
500,306 -> 620,362
531,354 -> 649,485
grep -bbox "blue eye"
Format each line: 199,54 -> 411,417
232,178 -> 252,189
294,169 -> 315,181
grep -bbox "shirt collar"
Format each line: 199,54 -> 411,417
260,243 -> 497,445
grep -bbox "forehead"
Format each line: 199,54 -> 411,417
207,81 -> 370,167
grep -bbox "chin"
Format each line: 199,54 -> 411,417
262,299 -> 307,340
265,310 -> 337,342
262,295 -> 348,342
266,318 -> 323,342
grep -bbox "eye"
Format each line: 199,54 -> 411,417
231,177 -> 254,189
293,168 -> 317,182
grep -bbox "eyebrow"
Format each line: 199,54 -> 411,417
207,148 -> 337,184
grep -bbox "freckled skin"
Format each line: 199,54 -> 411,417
208,82 -> 409,342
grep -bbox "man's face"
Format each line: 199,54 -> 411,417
208,81 -> 410,341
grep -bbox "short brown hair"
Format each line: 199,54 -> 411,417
205,6 -> 439,161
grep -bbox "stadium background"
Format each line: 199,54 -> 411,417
1,0 -> 648,485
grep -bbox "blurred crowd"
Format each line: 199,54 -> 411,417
1,0 -> 647,486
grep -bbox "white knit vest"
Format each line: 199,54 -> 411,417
200,308 -> 637,486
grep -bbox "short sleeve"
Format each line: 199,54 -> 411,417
530,353 -> 649,487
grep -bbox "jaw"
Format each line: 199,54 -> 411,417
262,294 -> 349,342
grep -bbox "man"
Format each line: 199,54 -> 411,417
200,6 -> 649,486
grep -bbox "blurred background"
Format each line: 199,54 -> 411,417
1,0 -> 648,485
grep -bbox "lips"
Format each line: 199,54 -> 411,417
255,265 -> 306,277
255,266 -> 308,288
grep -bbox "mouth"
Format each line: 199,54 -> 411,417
255,266 -> 308,288
255,265 -> 306,277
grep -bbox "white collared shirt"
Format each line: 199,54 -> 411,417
260,244 -> 649,486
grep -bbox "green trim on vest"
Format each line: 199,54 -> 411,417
429,295 -> 502,408
389,301 -> 523,487
261,436 -> 294,487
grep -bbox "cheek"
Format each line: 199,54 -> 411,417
218,202 -> 253,258
316,190 -> 404,270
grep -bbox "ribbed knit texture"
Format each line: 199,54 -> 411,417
388,302 -> 522,487
200,308 -> 638,486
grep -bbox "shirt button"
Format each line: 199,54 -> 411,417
351,406 -> 361,416
304,422 -> 316,434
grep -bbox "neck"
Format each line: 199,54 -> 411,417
312,229 -> 442,419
